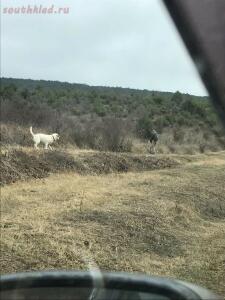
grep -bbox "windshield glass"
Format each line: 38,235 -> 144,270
1,0 -> 225,298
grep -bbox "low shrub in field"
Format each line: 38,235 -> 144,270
173,128 -> 184,143
0,119 -> 132,153
199,143 -> 206,153
0,123 -> 32,146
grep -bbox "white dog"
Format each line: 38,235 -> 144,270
30,126 -> 59,150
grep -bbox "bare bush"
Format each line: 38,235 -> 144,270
199,143 -> 206,153
173,128 -> 184,143
0,116 -> 133,152
99,118 -> 132,152
0,123 -> 32,146
168,144 -> 177,154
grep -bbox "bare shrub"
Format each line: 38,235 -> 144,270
207,143 -> 221,153
173,128 -> 184,143
0,123 -> 32,146
183,146 -> 195,155
7,115 -> 132,152
99,118 -> 132,152
157,146 -> 166,154
199,143 -> 206,153
168,144 -> 177,154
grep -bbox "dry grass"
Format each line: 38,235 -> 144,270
132,127 -> 225,155
1,151 -> 225,296
2,122 -> 224,156
0,147 -> 179,185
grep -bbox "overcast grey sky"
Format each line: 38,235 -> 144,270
1,0 -> 208,96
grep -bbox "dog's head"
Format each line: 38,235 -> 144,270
52,133 -> 60,141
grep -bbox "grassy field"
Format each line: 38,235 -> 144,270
1,149 -> 225,296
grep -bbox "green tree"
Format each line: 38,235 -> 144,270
171,91 -> 183,104
136,116 -> 153,139
20,88 -> 29,99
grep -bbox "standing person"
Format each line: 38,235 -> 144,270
147,129 -> 159,154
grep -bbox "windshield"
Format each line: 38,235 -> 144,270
1,0 -> 225,298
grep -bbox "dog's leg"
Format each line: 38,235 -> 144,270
49,145 -> 53,150
44,143 -> 49,150
150,147 -> 154,154
153,141 -> 156,154
34,143 -> 38,149
147,140 -> 151,153
149,142 -> 156,154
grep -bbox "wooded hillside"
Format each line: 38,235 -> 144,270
1,77 -> 224,153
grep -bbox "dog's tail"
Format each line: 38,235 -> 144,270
30,126 -> 34,137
